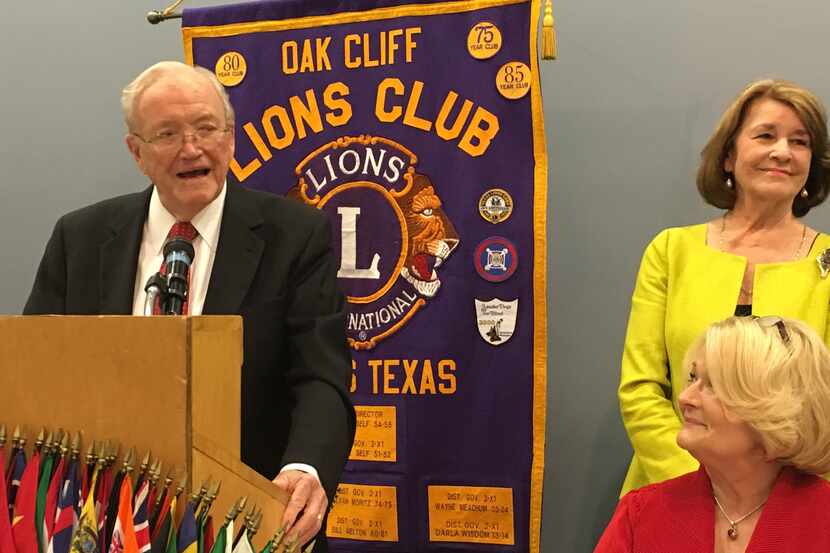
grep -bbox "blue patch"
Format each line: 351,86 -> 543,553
474,236 -> 518,282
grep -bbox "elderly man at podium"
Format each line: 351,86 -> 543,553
23,60 -> 355,553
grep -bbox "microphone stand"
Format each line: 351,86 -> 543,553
143,273 -> 168,316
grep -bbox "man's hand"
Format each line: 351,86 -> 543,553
272,469 -> 328,550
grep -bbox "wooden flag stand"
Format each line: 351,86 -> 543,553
0,315 -> 288,550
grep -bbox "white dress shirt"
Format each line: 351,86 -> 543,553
131,184 -> 225,317
130,183 -> 318,481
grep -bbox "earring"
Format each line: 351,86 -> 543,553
726,177 -> 734,189
801,188 -> 809,198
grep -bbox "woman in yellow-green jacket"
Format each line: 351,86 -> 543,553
619,79 -> 830,495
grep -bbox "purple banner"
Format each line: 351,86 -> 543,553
183,1 -> 547,550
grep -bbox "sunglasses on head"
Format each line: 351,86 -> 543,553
751,315 -> 791,345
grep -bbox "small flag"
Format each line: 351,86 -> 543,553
149,494 -> 174,553
223,522 -> 232,553
12,451 -> 41,553
69,469 -> 99,553
103,473 -> 125,552
7,450 -> 26,514
206,522 -> 225,553
95,467 -> 115,553
36,453 -> 56,553
176,503 -> 197,553
80,465 -> 90,510
201,517 -> 213,553
210,522 -> 232,553
108,477 -> 138,553
132,482 -> 151,553
0,448 -> 15,553
229,530 -> 253,553
48,460 -> 79,553
162,498 -> 177,553
145,488 -> 157,524
210,520 -> 236,553
42,456 -> 66,553
147,488 -> 166,542
150,489 -> 171,543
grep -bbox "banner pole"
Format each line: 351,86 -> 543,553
147,0 -> 186,24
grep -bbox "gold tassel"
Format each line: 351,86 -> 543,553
162,0 -> 184,17
541,0 -> 557,60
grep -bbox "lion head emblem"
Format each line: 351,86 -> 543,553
288,135 -> 461,349
397,173 -> 459,297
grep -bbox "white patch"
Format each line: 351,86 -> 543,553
474,298 -> 518,346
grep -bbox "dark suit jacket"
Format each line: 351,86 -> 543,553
24,181 -> 355,505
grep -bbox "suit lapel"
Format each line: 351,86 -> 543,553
99,188 -> 152,314
203,183 -> 264,314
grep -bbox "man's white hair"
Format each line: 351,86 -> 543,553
121,61 -> 235,131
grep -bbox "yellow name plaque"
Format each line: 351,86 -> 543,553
427,485 -> 515,545
349,405 -> 397,462
326,483 -> 399,542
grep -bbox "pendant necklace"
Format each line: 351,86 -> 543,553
713,493 -> 766,540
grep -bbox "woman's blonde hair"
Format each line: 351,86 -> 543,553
684,316 -> 830,474
697,79 -> 830,217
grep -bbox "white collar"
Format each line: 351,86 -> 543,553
146,182 -> 227,255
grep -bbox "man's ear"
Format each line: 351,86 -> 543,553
125,134 -> 147,175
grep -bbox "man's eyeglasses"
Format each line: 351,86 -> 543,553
132,125 -> 230,151
752,315 -> 791,345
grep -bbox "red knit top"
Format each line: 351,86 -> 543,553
594,465 -> 830,553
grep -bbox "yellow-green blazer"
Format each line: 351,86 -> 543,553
619,223 -> 830,495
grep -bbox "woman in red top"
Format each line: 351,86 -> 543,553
596,316 -> 830,553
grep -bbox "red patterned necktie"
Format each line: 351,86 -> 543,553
153,221 -> 198,315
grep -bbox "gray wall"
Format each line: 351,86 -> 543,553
2,1 -> 829,551
545,3 -> 830,551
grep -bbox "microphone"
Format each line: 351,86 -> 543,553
143,272 -> 168,316
161,236 -> 195,315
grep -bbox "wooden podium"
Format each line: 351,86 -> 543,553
0,315 -> 288,550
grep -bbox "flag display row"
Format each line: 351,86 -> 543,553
0,427 -> 289,553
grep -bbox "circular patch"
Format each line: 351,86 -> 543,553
478,188 -> 514,224
214,51 -> 247,87
467,21 -> 503,60
496,61 -> 531,100
474,236 -> 518,282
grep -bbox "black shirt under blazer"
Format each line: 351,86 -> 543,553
23,181 -> 356,505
